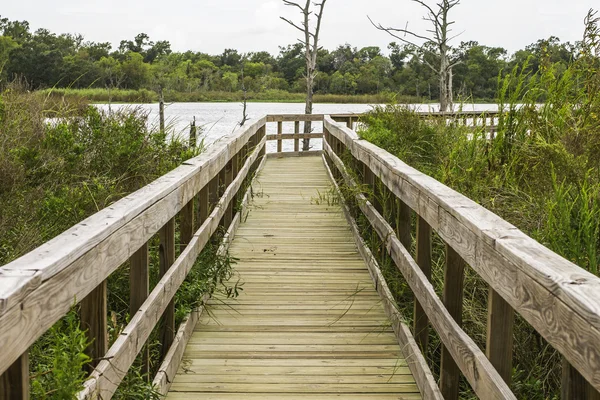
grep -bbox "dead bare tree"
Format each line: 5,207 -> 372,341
369,0 -> 462,112
281,0 -> 327,150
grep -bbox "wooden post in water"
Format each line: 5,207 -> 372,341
129,243 -> 149,375
0,354 -> 29,400
439,245 -> 465,400
189,117 -> 197,148
158,218 -> 175,361
159,86 -> 165,134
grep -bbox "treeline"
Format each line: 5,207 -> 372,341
0,15 -> 579,100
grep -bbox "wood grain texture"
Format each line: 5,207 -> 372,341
486,289 -> 514,385
324,116 -> 600,392
321,154 -> 442,400
0,118 -> 267,376
76,136 -> 267,400
439,246 -> 465,400
159,218 -> 176,361
129,243 -> 149,374
166,156 -> 422,400
414,216 -> 432,353
80,281 -> 107,371
0,354 -> 28,400
153,152 -> 266,396
324,140 -> 515,399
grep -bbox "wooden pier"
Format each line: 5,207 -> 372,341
1,111 -> 599,400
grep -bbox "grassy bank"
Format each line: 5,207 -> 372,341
355,21 -> 600,398
39,87 -> 425,104
0,86 -> 240,397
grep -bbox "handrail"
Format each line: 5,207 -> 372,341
0,117 -> 268,398
323,115 -> 600,399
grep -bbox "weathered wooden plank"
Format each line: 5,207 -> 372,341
414,216 -> 432,353
324,116 -> 600,392
159,218 -> 176,362
0,354 -> 28,400
266,114 -> 325,122
267,150 -> 323,158
294,121 -> 300,152
166,394 -> 421,400
266,133 -> 323,140
321,153 -> 441,400
77,135 -> 267,400
0,118 -> 267,376
439,246 -> 466,400
180,199 -> 195,254
151,153 -> 268,396
277,121 -> 283,153
486,289 -> 514,385
153,309 -> 203,396
80,281 -> 107,371
324,140 -> 515,399
129,243 -> 149,374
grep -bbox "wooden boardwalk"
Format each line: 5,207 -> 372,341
166,156 -> 421,399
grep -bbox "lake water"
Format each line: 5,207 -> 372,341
96,102 -> 498,153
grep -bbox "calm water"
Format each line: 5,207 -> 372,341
96,102 -> 498,153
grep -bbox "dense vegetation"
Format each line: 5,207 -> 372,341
356,11 -> 600,399
0,15 -> 579,102
0,86 -> 242,397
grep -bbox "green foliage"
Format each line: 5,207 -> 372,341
356,10 -> 600,398
30,309 -> 91,399
0,14 -> 585,101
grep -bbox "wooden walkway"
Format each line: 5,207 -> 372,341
166,156 -> 421,399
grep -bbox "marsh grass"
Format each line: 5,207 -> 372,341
348,11 -> 600,398
0,84 -> 242,397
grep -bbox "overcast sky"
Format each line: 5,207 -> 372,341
1,0 -> 597,56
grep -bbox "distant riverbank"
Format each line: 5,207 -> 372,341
40,88 -> 483,105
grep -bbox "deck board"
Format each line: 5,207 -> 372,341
167,156 -> 421,399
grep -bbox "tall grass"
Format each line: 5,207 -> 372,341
0,84 -> 239,396
356,10 -> 600,398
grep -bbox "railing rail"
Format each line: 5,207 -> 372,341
0,117 -> 267,399
322,115 -> 600,399
0,109 -> 554,400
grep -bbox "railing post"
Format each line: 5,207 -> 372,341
224,160 -> 234,228
180,198 -> 195,253
198,185 -> 209,228
294,121 -> 300,152
396,199 -> 412,251
440,245 -> 465,400
80,281 -> 108,372
129,243 -> 149,374
277,121 -> 283,153
562,360 -> 600,400
0,354 -> 29,400
158,218 -> 175,361
413,216 -> 432,353
486,289 -> 514,385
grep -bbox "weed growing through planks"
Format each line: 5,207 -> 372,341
310,187 -> 339,206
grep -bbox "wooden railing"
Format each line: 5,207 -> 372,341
322,115 -> 600,400
2,109 -> 589,400
0,118 -> 267,399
